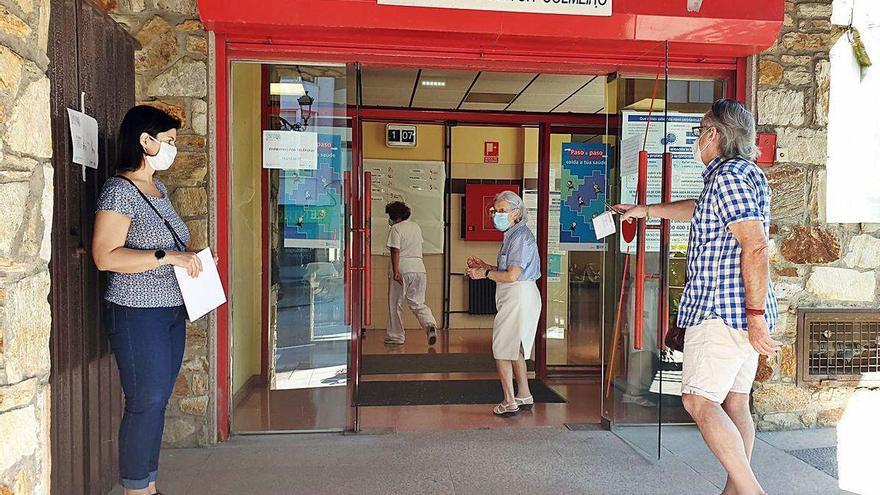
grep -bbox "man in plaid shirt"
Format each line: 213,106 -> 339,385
617,99 -> 780,495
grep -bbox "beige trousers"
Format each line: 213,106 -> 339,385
387,272 -> 437,343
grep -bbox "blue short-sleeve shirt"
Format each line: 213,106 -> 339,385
497,221 -> 541,281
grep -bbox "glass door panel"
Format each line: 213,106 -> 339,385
252,62 -> 353,431
546,132 -> 609,367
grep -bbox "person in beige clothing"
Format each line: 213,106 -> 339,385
385,201 -> 438,346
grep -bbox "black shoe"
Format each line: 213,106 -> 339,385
427,326 -> 437,346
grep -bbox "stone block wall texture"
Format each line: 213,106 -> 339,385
754,0 -> 880,430
0,0 -> 54,492
107,0 -> 212,447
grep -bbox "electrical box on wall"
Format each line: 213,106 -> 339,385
464,183 -> 521,242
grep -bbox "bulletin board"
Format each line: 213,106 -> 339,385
366,159 -> 446,255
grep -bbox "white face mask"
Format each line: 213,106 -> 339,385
144,135 -> 177,171
691,131 -> 709,166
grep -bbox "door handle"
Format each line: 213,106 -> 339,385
634,150 -> 648,350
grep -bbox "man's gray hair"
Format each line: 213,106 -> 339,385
703,99 -> 759,161
495,190 -> 527,223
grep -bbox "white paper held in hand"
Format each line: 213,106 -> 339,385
173,248 -> 226,321
592,211 -> 616,240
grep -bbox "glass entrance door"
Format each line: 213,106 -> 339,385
229,61 -> 358,432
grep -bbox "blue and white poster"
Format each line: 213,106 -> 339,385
559,143 -> 608,251
280,133 -> 344,249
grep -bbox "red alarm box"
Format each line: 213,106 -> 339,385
464,183 -> 521,242
756,133 -> 777,167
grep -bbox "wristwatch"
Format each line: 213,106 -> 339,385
484,268 -> 491,279
155,250 -> 167,266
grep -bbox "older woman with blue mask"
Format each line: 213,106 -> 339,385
466,191 -> 542,417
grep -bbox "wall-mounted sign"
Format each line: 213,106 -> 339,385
483,141 -> 499,163
377,0 -> 612,17
386,124 -> 417,147
263,130 -> 318,169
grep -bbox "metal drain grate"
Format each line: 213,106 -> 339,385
798,309 -> 880,385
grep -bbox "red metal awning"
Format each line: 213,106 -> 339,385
198,0 -> 783,65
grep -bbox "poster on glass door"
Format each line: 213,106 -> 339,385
618,111 -> 705,255
559,143 -> 607,252
280,133 -> 344,249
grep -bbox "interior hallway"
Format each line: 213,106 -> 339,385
112,427 -> 850,495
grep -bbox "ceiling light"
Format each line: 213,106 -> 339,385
270,82 -> 306,96
420,80 -> 446,88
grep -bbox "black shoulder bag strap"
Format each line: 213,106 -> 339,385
115,175 -> 186,252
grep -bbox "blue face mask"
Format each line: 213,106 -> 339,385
493,212 -> 511,231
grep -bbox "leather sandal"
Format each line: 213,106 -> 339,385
493,401 -> 520,417
514,395 -> 534,410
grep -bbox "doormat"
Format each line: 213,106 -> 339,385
362,353 -> 534,375
356,379 -> 566,406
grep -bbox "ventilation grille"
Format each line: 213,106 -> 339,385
798,309 -> 880,385
468,278 -> 497,315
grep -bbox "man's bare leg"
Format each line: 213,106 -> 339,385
683,393 -> 764,495
719,392 -> 757,495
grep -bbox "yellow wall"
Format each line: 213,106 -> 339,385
364,123 -> 445,330
366,123 -> 532,330
230,63 -> 263,398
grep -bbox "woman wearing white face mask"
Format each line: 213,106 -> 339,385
92,105 -> 203,495
466,191 -> 542,416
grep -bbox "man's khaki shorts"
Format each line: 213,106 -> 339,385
681,318 -> 759,404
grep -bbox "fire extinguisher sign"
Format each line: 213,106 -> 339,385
484,141 -> 499,163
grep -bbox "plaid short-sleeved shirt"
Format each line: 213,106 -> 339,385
676,156 -> 777,332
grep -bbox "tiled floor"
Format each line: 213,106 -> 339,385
111,426 -> 853,495
235,327 -> 606,433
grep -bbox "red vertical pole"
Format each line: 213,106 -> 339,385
363,171 -> 372,327
658,152 -> 673,349
214,33 -> 230,442
536,122 -> 551,377
634,150 -> 648,350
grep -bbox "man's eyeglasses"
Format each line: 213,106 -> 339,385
692,126 -> 713,137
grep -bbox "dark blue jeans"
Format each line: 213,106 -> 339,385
106,303 -> 186,490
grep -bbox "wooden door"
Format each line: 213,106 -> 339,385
48,1 -> 137,493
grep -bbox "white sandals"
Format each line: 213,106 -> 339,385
493,401 -> 520,417
514,395 -> 534,410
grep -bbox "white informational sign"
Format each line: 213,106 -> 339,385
619,111 -> 705,254
592,211 -> 616,239
367,159 -> 446,255
619,134 -> 642,177
378,0 -> 612,16
174,248 -> 227,322
66,108 -> 99,169
262,130 -> 318,170
524,190 -> 561,254
525,189 -> 562,282
826,1 -> 880,223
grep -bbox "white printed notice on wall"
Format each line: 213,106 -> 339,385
366,159 -> 446,255
67,108 -> 99,169
263,130 -> 318,170
619,111 -> 705,255
377,0 -> 612,17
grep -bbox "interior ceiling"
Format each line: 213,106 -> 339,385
361,67 -> 606,114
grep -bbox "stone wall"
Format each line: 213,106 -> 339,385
108,0 -> 213,447
753,0 -> 880,430
0,0 -> 54,493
